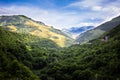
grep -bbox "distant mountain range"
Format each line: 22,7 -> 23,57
62,26 -> 94,39
0,15 -> 73,47
76,15 -> 120,43
68,26 -> 94,34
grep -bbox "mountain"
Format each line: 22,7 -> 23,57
68,26 -> 94,34
0,16 -> 120,80
62,26 -> 94,39
0,15 -> 73,47
76,15 -> 120,43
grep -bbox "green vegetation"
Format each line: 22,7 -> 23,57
38,24 -> 120,80
0,27 -> 39,80
0,24 -> 120,80
0,27 -> 59,80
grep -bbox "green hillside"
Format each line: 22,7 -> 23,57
76,15 -> 120,44
0,27 -> 60,80
0,23 -> 120,80
0,27 -> 39,80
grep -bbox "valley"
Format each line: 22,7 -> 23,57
0,15 -> 120,80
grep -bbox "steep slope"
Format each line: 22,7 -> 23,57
0,26 -> 61,80
0,27 -> 39,80
76,15 -> 120,43
0,15 -> 73,47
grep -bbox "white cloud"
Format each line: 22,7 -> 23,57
0,5 -> 83,29
67,0 -> 101,9
66,0 -> 120,26
92,6 -> 102,11
67,0 -> 120,13
0,0 -> 120,30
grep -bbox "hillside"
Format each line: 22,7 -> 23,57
36,24 -> 120,80
0,15 -> 73,47
0,27 -> 40,80
76,15 -> 120,43
0,21 -> 120,80
0,26 -> 61,80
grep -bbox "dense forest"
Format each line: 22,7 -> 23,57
0,24 -> 120,80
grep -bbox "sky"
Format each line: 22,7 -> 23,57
0,0 -> 120,29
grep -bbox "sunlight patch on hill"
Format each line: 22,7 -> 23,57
25,20 -> 50,29
49,31 -> 66,47
29,29 -> 66,47
0,15 -> 72,47
7,25 -> 17,32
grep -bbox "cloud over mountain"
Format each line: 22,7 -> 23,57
0,0 -> 120,29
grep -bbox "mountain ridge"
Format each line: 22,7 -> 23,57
0,15 -> 73,47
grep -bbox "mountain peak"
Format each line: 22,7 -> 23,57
0,15 -> 73,47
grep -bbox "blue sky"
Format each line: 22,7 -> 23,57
0,0 -> 120,29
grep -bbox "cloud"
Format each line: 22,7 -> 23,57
92,6 -> 102,11
0,0 -> 120,30
0,5 -> 83,29
66,0 -> 120,25
67,0 -> 120,12
67,0 -> 102,9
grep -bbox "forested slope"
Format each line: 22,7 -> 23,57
0,24 -> 120,80
0,27 -> 59,80
37,24 -> 120,80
